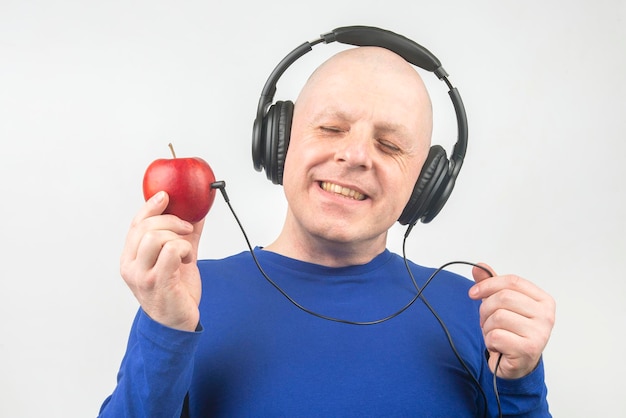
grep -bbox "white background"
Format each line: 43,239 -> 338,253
1,1 -> 624,416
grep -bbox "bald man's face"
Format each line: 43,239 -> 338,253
281,48 -> 432,248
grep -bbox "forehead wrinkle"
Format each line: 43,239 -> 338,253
294,47 -> 433,153
310,107 -> 353,124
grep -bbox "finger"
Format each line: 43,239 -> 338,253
122,210 -> 193,265
134,229 -> 191,272
122,192 -> 170,263
471,262 -> 497,284
141,238 -> 195,302
482,328 -> 536,378
480,306 -> 538,341
129,237 -> 193,295
478,288 -> 539,325
186,218 -> 206,249
153,238 -> 194,278
483,325 -> 527,356
132,191 -> 169,227
126,191 -> 193,251
144,218 -> 205,266
470,274 -> 548,302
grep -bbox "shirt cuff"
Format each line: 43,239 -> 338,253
496,357 -> 546,395
136,308 -> 203,355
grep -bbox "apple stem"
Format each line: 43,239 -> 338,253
168,143 -> 177,158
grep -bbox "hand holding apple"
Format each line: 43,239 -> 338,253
142,144 -> 217,223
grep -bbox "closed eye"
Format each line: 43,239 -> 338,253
377,139 -> 402,154
319,126 -> 347,135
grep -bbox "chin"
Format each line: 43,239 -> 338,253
312,223 -> 389,248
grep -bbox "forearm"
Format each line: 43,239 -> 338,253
485,357 -> 551,417
99,309 -> 202,418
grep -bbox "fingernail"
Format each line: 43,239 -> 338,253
469,285 -> 479,297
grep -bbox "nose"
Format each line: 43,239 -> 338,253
333,130 -> 373,170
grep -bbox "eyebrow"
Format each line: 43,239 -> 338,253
310,108 -> 352,125
311,108 -> 409,135
375,121 -> 408,136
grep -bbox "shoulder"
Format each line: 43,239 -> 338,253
197,250 -> 254,274
392,253 -> 476,291
392,254 -> 480,315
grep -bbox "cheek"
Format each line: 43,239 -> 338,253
400,154 -> 428,199
397,180 -> 418,213
282,142 -> 312,195
282,146 -> 302,186
283,136 -> 326,181
386,167 -> 423,213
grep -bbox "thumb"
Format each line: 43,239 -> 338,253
189,218 -> 205,247
180,218 -> 205,264
472,262 -> 497,284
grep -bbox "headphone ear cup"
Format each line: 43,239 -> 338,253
275,101 -> 294,185
263,100 -> 294,185
399,145 -> 449,225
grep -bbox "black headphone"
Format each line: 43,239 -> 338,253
252,26 -> 468,225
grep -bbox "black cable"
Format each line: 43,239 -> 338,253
401,236 -> 488,417
401,234 -> 502,418
212,184 -> 432,325
218,190 -> 419,325
212,181 -> 504,417
493,352 -> 504,418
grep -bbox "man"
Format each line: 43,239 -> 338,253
99,45 -> 555,417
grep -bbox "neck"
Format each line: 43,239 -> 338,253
264,216 -> 388,268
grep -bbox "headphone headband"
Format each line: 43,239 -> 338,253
252,26 -> 468,225
321,26 -> 448,78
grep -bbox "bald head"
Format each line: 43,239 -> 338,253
295,46 -> 433,149
273,47 -> 435,262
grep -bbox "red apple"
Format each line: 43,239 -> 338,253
142,144 -> 217,223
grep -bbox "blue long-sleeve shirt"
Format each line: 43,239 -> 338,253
99,248 -> 550,417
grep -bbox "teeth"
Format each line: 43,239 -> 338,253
321,182 -> 366,201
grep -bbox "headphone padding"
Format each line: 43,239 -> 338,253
263,104 -> 277,181
399,145 -> 449,225
263,101 -> 293,184
274,101 -> 293,185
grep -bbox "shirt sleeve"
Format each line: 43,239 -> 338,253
489,357 -> 551,417
98,308 -> 203,418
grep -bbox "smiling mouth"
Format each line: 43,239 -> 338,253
320,181 -> 367,201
